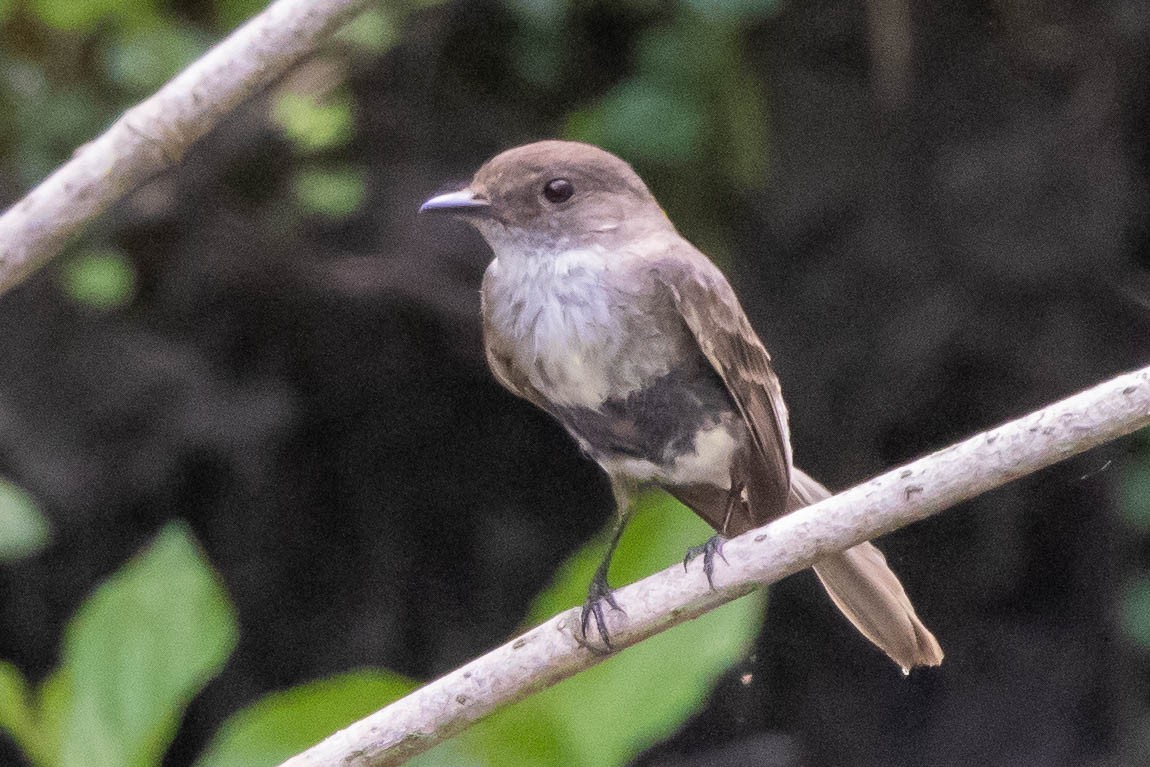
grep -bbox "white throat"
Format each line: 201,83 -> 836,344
484,242 -> 680,410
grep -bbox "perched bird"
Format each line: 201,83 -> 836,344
421,140 -> 943,671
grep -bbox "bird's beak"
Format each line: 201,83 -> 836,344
419,189 -> 490,216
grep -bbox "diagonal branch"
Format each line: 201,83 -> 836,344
280,362 -> 1150,767
0,0 -> 376,295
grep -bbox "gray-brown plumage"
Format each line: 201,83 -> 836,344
421,140 -> 943,671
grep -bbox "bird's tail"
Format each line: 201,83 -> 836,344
791,469 -> 944,672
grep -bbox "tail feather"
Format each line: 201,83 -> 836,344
792,469 -> 943,672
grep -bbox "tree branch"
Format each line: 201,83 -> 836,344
0,0 -> 375,295
279,362 -> 1150,767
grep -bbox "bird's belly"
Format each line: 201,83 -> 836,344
596,421 -> 743,490
554,364 -> 745,490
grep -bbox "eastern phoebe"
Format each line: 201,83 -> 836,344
421,141 -> 942,671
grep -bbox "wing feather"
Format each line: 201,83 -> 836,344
655,248 -> 793,521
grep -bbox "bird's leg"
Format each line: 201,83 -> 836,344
683,480 -> 742,590
683,536 -> 729,590
579,513 -> 629,652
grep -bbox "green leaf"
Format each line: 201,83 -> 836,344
5,76 -> 109,184
566,81 -> 706,165
417,493 -> 765,766
293,166 -> 366,217
1120,460 -> 1150,530
31,668 -> 73,767
718,59 -> 769,189
213,0 -> 269,31
26,0 -> 159,31
633,22 -> 726,92
409,697 -> 565,767
0,477 -> 50,561
272,91 -> 355,153
679,0 -> 778,26
59,249 -> 137,310
0,662 -> 36,760
1133,427 -> 1150,448
502,0 -> 566,32
104,25 -> 211,95
511,26 -> 564,87
26,0 -> 113,30
1124,576 -> 1150,648
53,522 -> 239,767
332,7 -> 398,54
195,670 -> 418,767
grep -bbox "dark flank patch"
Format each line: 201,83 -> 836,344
553,359 -> 736,464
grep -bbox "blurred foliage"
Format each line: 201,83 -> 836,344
0,477 -> 50,562
293,165 -> 366,218
271,5 -> 400,219
194,671 -> 418,767
102,25 -> 212,94
566,13 -> 771,186
0,499 -> 762,767
332,5 -> 402,53
272,91 -> 356,154
1121,428 -> 1150,530
503,0 -> 780,259
26,0 -> 159,32
0,523 -> 237,767
1124,575 -> 1150,650
0,0 -> 406,219
213,0 -> 266,31
1123,428 -> 1150,651
58,248 -> 137,310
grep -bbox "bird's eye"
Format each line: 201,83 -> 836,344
542,178 -> 574,203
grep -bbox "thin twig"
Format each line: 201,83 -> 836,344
0,0 -> 375,295
280,364 -> 1150,766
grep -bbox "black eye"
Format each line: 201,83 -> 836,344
542,178 -> 574,203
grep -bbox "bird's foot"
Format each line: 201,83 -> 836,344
578,571 -> 623,653
683,535 -> 729,590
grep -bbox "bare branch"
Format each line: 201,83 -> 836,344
280,363 -> 1150,767
0,0 -> 375,294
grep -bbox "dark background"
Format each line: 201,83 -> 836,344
2,0 -> 1150,764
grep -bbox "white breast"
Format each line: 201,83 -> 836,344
484,247 -> 676,409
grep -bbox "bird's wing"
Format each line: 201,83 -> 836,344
656,246 -> 941,670
655,245 -> 793,521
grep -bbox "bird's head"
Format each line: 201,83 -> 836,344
420,140 -> 671,256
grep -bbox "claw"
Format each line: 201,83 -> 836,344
683,535 -> 728,590
579,570 -> 624,651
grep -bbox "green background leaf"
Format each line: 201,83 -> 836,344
53,522 -> 238,767
273,91 -> 355,154
293,166 -> 366,217
0,661 -> 36,761
195,670 -> 418,767
26,0 -> 158,32
0,477 -> 50,562
103,25 -> 210,94
59,249 -> 137,310
1121,461 -> 1150,530
1125,575 -> 1150,649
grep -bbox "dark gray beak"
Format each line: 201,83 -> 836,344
419,189 -> 490,215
